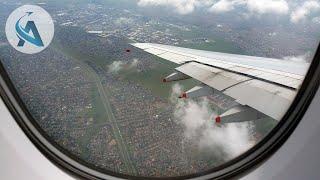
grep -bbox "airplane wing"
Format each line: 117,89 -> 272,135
131,43 -> 310,123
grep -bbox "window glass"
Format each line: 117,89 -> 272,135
0,0 -> 318,178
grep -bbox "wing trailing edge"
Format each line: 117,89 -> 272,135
131,43 -> 307,122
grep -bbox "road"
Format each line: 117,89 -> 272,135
76,60 -> 137,175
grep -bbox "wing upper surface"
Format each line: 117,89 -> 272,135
132,43 -> 309,76
131,43 -> 309,121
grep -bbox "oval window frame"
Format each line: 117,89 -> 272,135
0,44 -> 319,180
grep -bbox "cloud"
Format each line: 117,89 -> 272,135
129,58 -> 139,68
108,61 -> 125,73
209,0 -> 289,15
137,0 -> 214,15
290,1 -> 320,23
246,0 -> 289,15
283,52 -> 312,63
170,83 -> 253,159
142,0 -> 290,15
312,16 -> 320,24
108,59 -> 140,73
136,0 -> 320,24
209,0 -> 244,13
198,121 -> 252,157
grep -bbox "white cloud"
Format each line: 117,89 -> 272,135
108,61 -> 124,73
312,16 -> 320,24
269,32 -> 277,37
137,0 -> 214,15
283,52 -> 312,63
198,121 -> 253,158
290,1 -> 320,23
170,83 -> 254,159
207,0 -> 289,15
108,59 -> 140,73
246,0 -> 289,15
209,0 -> 244,13
138,0 -> 315,23
129,58 -> 139,68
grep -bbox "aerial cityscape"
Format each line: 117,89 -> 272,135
0,0 -> 319,177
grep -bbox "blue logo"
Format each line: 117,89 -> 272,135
6,5 -> 54,54
15,12 -> 44,47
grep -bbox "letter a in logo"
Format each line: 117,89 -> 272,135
6,5 -> 54,54
16,12 -> 44,47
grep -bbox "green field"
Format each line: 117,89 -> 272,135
180,40 -> 243,54
150,22 -> 245,54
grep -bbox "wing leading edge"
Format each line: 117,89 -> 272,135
131,43 -> 309,122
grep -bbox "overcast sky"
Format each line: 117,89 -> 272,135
137,0 -> 320,24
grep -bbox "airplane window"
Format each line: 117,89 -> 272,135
0,0 -> 319,179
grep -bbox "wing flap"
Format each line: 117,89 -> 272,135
198,56 -> 303,89
176,62 -> 295,120
224,79 -> 296,120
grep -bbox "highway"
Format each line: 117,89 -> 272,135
75,59 -> 137,175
